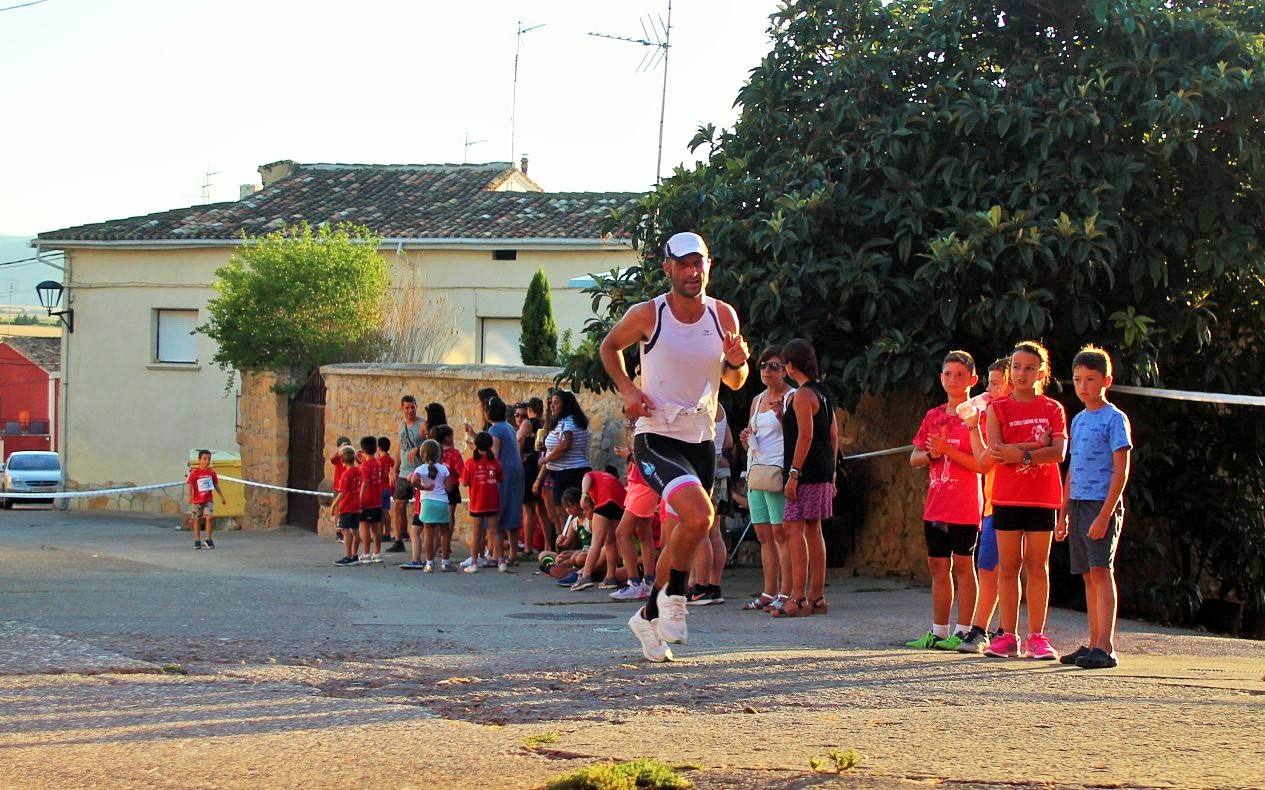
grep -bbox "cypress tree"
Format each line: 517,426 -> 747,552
519,268 -> 558,365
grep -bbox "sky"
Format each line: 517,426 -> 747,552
0,0 -> 781,238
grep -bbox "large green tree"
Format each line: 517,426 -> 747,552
520,268 -> 559,365
564,0 -> 1265,400
200,222 -> 389,384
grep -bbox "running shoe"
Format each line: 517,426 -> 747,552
628,608 -> 673,663
1060,644 -> 1091,665
386,540 -> 406,553
709,586 -> 725,605
934,632 -> 966,651
357,554 -> 370,565
571,575 -> 595,591
1025,632 -> 1059,660
956,630 -> 988,654
194,541 -> 204,550
905,632 -> 943,649
423,561 -> 434,573
399,561 -> 425,570
685,585 -> 712,606
610,581 -> 648,601
1075,648 -> 1119,669
984,631 -> 1020,658
460,557 -> 474,569
478,557 -> 497,569
334,556 -> 357,566
555,570 -> 580,587
205,540 -> 215,549
654,588 -> 688,645
370,553 -> 382,564
498,562 -> 509,573
441,559 -> 454,572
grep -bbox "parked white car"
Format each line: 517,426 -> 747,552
1,451 -> 64,508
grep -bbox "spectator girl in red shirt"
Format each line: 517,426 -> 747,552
462,432 -> 505,571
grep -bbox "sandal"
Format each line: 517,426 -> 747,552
809,597 -> 828,615
769,597 -> 811,618
742,592 -> 776,611
766,594 -> 788,615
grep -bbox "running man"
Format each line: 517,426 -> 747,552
600,231 -> 749,662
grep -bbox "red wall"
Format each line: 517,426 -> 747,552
0,343 -> 55,461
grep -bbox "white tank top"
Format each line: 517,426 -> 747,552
634,293 -> 725,443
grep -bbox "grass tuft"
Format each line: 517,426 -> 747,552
160,663 -> 188,675
809,748 -> 863,773
545,757 -> 692,790
523,731 -> 562,749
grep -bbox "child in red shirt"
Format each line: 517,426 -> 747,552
329,436 -> 352,544
462,432 -> 505,570
982,340 -> 1068,660
330,446 -> 362,566
357,436 -> 385,564
907,351 -> 984,650
186,449 -> 227,550
434,424 -> 464,568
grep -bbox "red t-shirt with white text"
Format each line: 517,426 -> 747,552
376,454 -> 395,495
337,466 -> 362,514
187,467 -> 219,505
442,447 -> 465,481
461,456 -> 502,515
988,395 -> 1067,509
912,405 -> 982,526
359,455 -> 382,504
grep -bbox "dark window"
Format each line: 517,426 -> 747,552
492,249 -> 518,261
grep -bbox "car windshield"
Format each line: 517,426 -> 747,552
7,455 -> 60,471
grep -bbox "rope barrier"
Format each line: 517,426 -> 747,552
1108,384 -> 1265,407
0,481 -> 185,500
840,444 -> 914,462
218,476 -> 334,498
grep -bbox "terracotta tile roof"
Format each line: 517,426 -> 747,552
37,162 -> 640,243
2,336 -> 60,373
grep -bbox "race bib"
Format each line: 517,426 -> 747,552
197,476 -> 215,493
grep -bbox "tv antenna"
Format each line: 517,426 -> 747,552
589,1 -> 673,184
510,20 -> 545,168
200,170 -> 221,203
463,130 -> 487,164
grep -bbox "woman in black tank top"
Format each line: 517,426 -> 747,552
773,339 -> 838,618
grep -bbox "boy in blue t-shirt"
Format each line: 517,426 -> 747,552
1056,345 -> 1132,669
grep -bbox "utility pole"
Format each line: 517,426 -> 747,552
510,20 -> 545,168
589,1 -> 673,185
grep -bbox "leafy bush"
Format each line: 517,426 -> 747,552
545,758 -> 692,790
199,222 -> 388,386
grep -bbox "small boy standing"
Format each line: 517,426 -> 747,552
1057,345 -> 1132,669
186,449 -> 227,549
358,436 -> 384,564
331,446 -> 362,566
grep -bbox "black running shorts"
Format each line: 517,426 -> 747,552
632,433 -> 716,508
992,505 -> 1056,532
923,521 -> 979,558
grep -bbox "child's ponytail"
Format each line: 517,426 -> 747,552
420,439 -> 441,480
473,431 -> 494,461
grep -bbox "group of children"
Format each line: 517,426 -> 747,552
908,340 -> 1131,669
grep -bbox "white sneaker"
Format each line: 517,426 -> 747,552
498,561 -> 508,573
357,554 -> 370,565
423,561 -> 434,573
371,553 -> 383,564
463,564 -> 479,574
478,557 -> 497,569
610,581 -> 647,601
654,588 -> 688,645
628,608 -> 673,663
460,556 -> 474,569
441,559 -> 454,572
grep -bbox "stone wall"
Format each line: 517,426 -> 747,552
237,370 -> 290,531
836,391 -> 935,580
319,363 -> 625,539
65,478 -> 185,516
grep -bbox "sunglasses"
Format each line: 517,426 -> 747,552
759,361 -> 783,371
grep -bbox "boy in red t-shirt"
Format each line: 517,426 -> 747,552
186,449 -> 227,550
331,446 -> 362,566
907,351 -> 984,650
462,432 -> 505,570
329,436 -> 352,544
357,436 -> 385,564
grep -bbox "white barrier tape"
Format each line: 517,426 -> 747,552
0,481 -> 185,500
1107,384 -> 1265,407
218,476 -> 334,498
840,445 -> 914,462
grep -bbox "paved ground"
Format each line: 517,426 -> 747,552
0,509 -> 1262,789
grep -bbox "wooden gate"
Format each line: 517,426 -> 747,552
286,370 -> 326,531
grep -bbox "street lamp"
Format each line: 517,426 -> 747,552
35,280 -> 73,333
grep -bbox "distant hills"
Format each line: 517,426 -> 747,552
0,236 -> 63,310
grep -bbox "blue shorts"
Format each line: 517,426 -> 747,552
977,515 -> 998,572
380,490 -> 391,512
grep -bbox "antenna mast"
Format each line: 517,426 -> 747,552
510,20 -> 545,168
589,0 -> 673,184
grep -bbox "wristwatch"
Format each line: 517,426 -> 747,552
788,467 -> 802,479
1021,450 -> 1033,466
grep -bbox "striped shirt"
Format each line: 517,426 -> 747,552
545,415 -> 590,471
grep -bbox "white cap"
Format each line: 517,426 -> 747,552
663,231 -> 709,260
